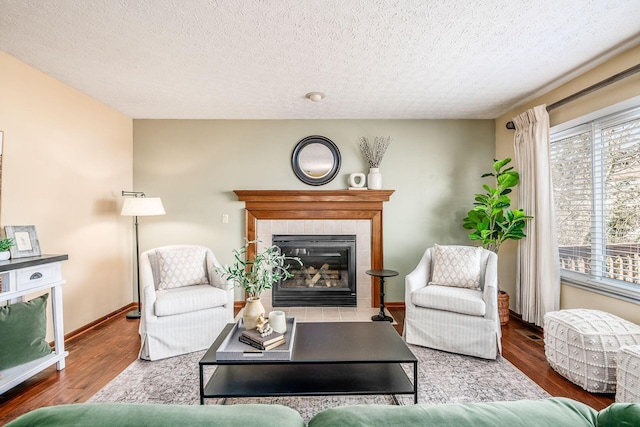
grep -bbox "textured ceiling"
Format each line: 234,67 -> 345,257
1,1 -> 639,119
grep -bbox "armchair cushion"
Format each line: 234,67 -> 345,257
156,247 -> 209,290
412,285 -> 486,316
155,285 -> 229,317
429,244 -> 482,289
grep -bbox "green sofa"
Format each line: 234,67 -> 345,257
6,398 -> 640,427
309,398 -> 640,427
4,403 -> 305,427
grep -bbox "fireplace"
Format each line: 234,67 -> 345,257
273,235 -> 356,307
234,190 -> 394,308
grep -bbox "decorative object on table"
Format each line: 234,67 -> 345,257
4,225 -> 41,259
366,269 -> 398,322
120,191 -> 166,319
217,240 -> 301,330
348,172 -> 366,190
0,236 -> 15,260
291,135 -> 341,186
462,158 -> 532,325
269,310 -> 287,334
358,136 -> 391,190
255,313 -> 273,337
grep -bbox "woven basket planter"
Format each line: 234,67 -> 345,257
498,291 -> 510,326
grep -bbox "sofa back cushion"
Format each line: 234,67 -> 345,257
4,403 -> 305,427
308,398 -> 599,427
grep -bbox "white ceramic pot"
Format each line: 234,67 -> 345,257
0,251 -> 10,261
367,168 -> 382,190
243,297 -> 265,330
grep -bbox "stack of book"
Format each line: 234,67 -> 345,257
239,328 -> 285,351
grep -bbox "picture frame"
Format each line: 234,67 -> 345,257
4,225 -> 41,259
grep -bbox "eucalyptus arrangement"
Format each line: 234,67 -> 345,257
218,240 -> 302,329
218,240 -> 302,300
358,136 -> 391,168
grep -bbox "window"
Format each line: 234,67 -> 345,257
550,106 -> 640,301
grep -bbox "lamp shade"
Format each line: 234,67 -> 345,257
121,197 -> 166,217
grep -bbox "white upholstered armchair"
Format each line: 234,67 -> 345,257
404,245 -> 501,359
138,245 -> 234,361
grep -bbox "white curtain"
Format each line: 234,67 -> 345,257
513,105 -> 560,327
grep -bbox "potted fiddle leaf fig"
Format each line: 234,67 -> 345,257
462,158 -> 532,325
218,240 -> 301,329
0,237 -> 15,261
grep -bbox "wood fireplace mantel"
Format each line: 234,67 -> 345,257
234,190 -> 394,307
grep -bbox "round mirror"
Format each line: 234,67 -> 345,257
292,135 -> 341,186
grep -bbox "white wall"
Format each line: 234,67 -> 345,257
0,52 -> 133,337
133,119 -> 495,303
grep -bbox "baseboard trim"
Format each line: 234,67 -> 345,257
63,303 -> 138,343
385,302 -> 405,309
508,310 -> 543,333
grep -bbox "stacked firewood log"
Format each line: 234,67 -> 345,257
284,263 -> 346,288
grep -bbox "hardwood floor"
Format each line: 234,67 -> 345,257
0,307 -> 614,424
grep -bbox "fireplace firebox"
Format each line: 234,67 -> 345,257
272,235 -> 356,307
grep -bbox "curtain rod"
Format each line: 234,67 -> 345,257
505,63 -> 640,130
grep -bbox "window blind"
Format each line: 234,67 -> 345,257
550,106 -> 640,288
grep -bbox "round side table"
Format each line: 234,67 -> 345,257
366,269 -> 398,322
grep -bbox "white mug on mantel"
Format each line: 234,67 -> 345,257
269,310 -> 287,334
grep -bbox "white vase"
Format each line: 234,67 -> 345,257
243,297 -> 265,330
367,168 -> 382,189
0,251 -> 9,261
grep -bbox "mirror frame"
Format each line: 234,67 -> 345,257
291,135 -> 341,186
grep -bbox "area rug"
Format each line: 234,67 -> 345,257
89,342 -> 550,423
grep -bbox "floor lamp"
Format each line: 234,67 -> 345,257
121,191 -> 166,319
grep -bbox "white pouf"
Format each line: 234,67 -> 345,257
616,345 -> 640,403
544,309 -> 640,393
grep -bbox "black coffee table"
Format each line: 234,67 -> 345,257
199,321 -> 417,404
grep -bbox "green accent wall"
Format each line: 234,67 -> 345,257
133,119 -> 495,303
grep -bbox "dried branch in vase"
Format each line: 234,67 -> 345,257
358,136 -> 391,168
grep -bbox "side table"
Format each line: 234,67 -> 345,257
366,269 -> 398,322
